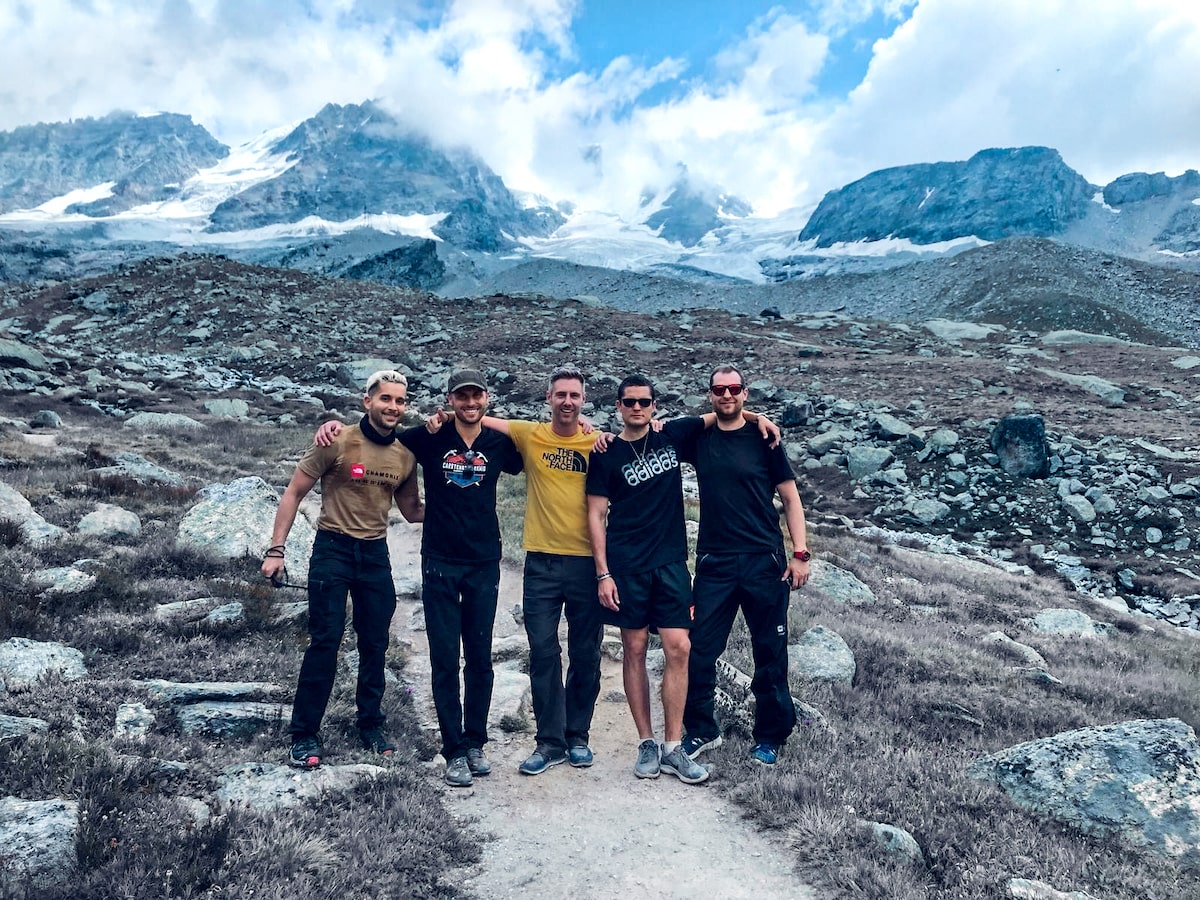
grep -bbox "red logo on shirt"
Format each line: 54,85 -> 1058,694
350,463 -> 365,479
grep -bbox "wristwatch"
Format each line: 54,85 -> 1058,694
793,549 -> 812,562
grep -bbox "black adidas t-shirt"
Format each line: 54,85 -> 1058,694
399,424 -> 524,563
678,422 -> 795,555
586,417 -> 705,573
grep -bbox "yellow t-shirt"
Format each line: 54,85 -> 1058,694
507,420 -> 593,556
297,423 -> 417,540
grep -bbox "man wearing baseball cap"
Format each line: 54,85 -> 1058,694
316,368 -> 523,786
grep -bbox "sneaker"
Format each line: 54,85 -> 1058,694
568,744 -> 594,768
681,733 -> 723,760
519,746 -> 567,775
466,747 -> 491,776
634,739 -> 660,779
445,756 -> 473,787
661,744 -> 710,784
360,726 -> 396,756
288,735 -> 322,769
749,742 -> 779,765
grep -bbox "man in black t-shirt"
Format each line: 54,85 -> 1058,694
678,364 -> 811,767
317,369 -> 523,787
398,369 -> 524,787
586,375 -> 710,784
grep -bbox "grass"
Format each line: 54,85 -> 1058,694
0,420 -> 471,899
714,530 -> 1200,898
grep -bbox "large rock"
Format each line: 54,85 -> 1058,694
0,797 -> 78,889
969,718 -> 1200,862
788,625 -> 856,686
176,476 -> 314,581
846,446 -> 894,480
0,713 -> 49,742
806,559 -> 877,606
0,338 -> 50,370
214,761 -> 387,812
91,451 -> 193,487
175,701 -> 289,739
1025,608 -> 1115,638
124,411 -> 205,431
0,481 -> 68,545
76,503 -> 142,538
990,415 -> 1049,478
1034,369 -> 1125,406
0,637 -> 87,691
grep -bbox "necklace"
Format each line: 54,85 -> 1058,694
628,431 -> 651,467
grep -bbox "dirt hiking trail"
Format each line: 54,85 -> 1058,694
389,523 -> 820,899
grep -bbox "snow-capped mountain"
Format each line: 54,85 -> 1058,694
1,103 -> 1198,291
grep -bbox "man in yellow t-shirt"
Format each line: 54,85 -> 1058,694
468,365 -> 603,775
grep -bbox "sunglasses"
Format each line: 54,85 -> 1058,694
709,384 -> 744,396
619,397 -> 654,408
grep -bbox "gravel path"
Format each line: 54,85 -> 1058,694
388,523 -> 819,899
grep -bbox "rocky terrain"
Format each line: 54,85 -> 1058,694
1,252 -> 1198,634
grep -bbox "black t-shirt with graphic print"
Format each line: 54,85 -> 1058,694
585,416 -> 705,574
399,424 -> 524,564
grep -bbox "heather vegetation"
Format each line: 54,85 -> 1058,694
0,424 -> 474,899
3,418 -> 1198,898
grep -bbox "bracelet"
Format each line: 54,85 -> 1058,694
596,572 -> 612,582
264,546 -> 286,559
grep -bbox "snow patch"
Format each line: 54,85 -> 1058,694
1092,192 -> 1120,213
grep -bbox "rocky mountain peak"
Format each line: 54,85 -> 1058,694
799,146 -> 1095,248
0,111 -> 228,216
206,100 -> 563,251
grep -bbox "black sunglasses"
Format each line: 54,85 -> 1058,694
710,384 -> 744,396
619,397 -> 654,408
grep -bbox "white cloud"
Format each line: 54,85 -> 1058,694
1,0 -> 1197,224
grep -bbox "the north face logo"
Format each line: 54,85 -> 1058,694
350,463 -> 365,479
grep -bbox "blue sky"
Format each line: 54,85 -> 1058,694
1,1 -> 1197,218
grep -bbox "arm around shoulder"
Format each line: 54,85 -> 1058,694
395,473 -> 424,523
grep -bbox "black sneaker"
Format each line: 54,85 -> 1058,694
749,742 -> 779,765
289,735 -> 322,769
568,744 -> 594,768
681,733 -> 723,760
360,726 -> 396,756
519,746 -> 567,775
466,747 -> 492,776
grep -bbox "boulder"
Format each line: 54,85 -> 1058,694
1026,608 -> 1115,638
124,411 -> 205,430
176,476 -> 314,581
990,415 -> 1049,478
91,451 -> 193,487
865,822 -> 924,866
1007,878 -> 1101,900
0,797 -> 78,889
114,703 -> 155,740
0,338 -> 49,370
76,503 -> 142,538
203,398 -> 250,418
922,320 -> 1006,342
788,625 -> 856,685
1034,369 -> 1125,406
807,559 -> 877,606
869,413 -> 912,440
0,637 -> 87,691
846,446 -> 894,480
0,481 -> 68,545
969,718 -> 1200,862
0,714 -> 49,742
214,761 -> 386,812
175,701 -> 288,739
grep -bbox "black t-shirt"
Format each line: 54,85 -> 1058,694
586,417 -> 705,573
678,422 -> 796,555
398,424 -> 524,563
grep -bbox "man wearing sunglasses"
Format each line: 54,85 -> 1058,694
587,375 -> 781,783
265,370 -> 424,770
679,364 -> 811,767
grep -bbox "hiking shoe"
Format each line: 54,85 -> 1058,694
466,747 -> 491,776
568,744 -> 594,768
445,756 -> 473,787
634,739 -> 660,779
519,746 -> 567,775
681,733 -> 723,760
661,744 -> 710,784
360,726 -> 396,756
288,736 -> 322,769
749,742 -> 779,765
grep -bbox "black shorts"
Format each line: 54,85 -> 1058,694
605,561 -> 693,631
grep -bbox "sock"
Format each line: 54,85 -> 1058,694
663,741 -> 680,753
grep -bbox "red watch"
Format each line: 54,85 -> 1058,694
793,549 -> 812,562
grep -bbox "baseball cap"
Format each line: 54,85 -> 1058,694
447,369 -> 487,392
